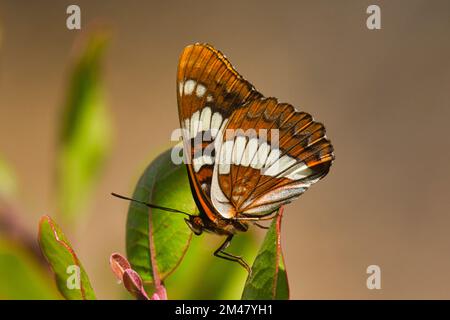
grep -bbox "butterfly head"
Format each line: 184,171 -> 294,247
184,215 -> 204,235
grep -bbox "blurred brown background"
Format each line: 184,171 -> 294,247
1,0 -> 450,299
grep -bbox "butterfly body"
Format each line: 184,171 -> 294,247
175,43 -> 334,272
185,213 -> 248,236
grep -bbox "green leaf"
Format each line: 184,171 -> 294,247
57,33 -> 112,219
275,253 -> 289,300
126,148 -> 196,284
0,155 -> 17,197
0,237 -> 61,299
38,215 -> 96,300
241,210 -> 290,300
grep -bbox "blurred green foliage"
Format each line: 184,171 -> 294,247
38,215 -> 96,300
0,32 -> 109,300
0,237 -> 60,299
0,157 -> 56,300
57,33 -> 112,220
0,156 -> 17,197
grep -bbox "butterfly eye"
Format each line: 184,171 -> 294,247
184,218 -> 203,235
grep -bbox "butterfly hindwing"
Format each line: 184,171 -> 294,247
211,97 -> 334,217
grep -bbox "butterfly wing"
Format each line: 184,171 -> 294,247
177,43 -> 261,221
211,97 -> 334,217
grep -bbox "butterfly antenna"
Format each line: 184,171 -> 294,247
111,192 -> 191,217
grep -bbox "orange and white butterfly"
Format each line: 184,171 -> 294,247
176,43 -> 334,271
114,43 -> 334,272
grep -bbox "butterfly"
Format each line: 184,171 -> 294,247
113,43 -> 334,273
176,43 -> 334,272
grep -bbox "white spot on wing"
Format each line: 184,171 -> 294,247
199,107 -> 211,132
193,155 -> 214,172
241,137 -> 258,167
242,183 -> 308,214
210,112 -> 223,138
284,162 -> 313,180
264,155 -> 297,177
213,119 -> 228,148
184,79 -> 196,95
183,118 -> 190,140
219,140 -> 233,174
211,121 -> 235,218
232,136 -> 246,165
251,142 -> 270,169
196,84 -> 206,98
190,110 -> 200,139
264,148 -> 281,168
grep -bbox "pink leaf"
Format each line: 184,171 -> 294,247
123,269 -> 150,300
109,252 -> 131,282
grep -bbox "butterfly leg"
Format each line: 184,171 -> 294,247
233,211 -> 279,222
234,208 -> 279,222
253,222 -> 270,229
214,235 -> 251,275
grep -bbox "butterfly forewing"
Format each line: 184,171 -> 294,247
176,43 -> 261,220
